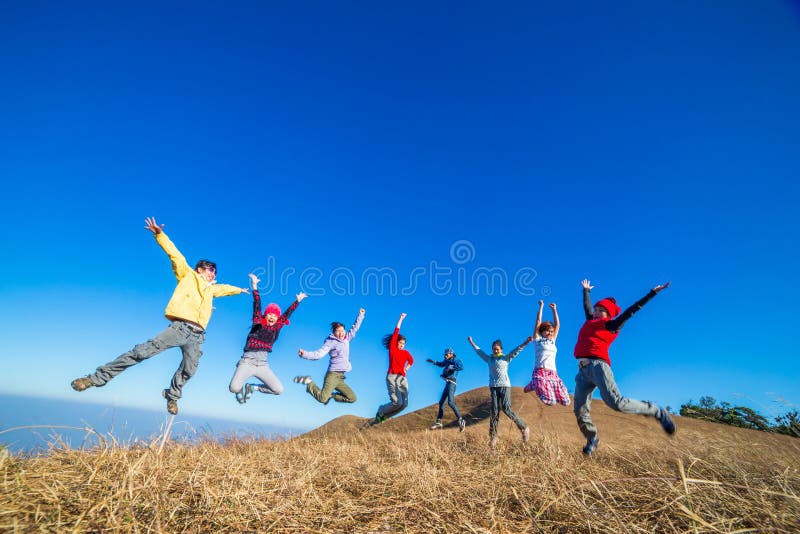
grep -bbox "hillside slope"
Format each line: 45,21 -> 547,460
3,387 -> 798,532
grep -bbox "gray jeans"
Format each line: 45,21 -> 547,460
489,386 -> 527,437
228,351 -> 284,395
573,359 -> 659,440
377,373 -> 409,418
90,320 -> 205,400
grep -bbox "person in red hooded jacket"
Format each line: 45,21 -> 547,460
229,273 -> 307,404
573,278 -> 675,456
373,312 -> 415,423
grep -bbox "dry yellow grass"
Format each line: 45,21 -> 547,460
2,387 -> 799,533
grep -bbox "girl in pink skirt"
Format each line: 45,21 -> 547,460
524,300 -> 570,406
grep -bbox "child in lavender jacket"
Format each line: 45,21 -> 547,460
294,308 -> 365,404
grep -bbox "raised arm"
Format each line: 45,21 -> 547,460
147,217 -> 191,280
280,292 -> 307,323
468,336 -> 490,362
507,336 -> 534,361
581,279 -> 594,320
346,308 -> 366,341
389,313 -> 406,357
550,302 -> 560,339
534,300 -> 544,335
606,282 -> 671,333
212,283 -> 248,297
250,274 -> 263,324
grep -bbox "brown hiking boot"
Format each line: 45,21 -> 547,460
71,376 -> 94,392
162,389 -> 178,415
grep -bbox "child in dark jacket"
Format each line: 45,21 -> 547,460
427,348 -> 465,431
573,278 -> 675,456
229,273 -> 306,403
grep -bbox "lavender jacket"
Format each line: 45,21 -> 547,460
300,311 -> 365,372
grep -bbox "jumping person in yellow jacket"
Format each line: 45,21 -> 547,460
71,217 -> 249,415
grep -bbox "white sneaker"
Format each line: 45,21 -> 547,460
489,435 -> 498,449
458,418 -> 466,432
430,420 -> 443,429
522,427 -> 530,443
293,376 -> 312,385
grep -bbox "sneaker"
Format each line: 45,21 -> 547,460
374,412 -> 386,423
657,407 -> 676,435
522,427 -> 530,443
162,389 -> 178,415
458,418 -> 466,432
235,390 -> 245,404
582,437 -> 599,455
489,435 -> 498,449
430,420 -> 443,429
243,383 -> 254,402
70,376 -> 94,392
293,375 -> 312,385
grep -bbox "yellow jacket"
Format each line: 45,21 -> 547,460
155,231 -> 242,329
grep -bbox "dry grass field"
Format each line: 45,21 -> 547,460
2,387 -> 799,532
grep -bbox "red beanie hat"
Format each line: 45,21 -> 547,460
265,303 -> 282,317
595,297 -> 621,318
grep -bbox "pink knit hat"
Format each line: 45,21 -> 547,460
265,303 -> 282,317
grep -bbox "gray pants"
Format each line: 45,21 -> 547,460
89,320 -> 205,400
489,386 -> 527,437
377,373 -> 409,418
228,351 -> 284,395
573,359 -> 659,440
306,371 -> 357,404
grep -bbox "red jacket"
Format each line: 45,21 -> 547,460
573,318 -> 618,365
387,327 -> 414,375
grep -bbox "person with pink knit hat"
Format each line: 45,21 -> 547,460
229,273 -> 307,404
573,278 -> 674,456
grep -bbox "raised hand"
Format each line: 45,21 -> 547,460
538,299 -> 544,308
399,312 -> 407,321
249,273 -> 260,290
144,217 -> 164,235
549,302 -> 557,311
296,292 -> 308,302
298,349 -> 305,357
359,308 -> 366,315
653,281 -> 671,293
581,279 -> 594,290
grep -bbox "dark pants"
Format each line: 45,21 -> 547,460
489,386 -> 527,437
437,381 -> 462,420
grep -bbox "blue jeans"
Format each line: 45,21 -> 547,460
573,359 -> 659,440
437,381 -> 462,420
90,320 -> 205,400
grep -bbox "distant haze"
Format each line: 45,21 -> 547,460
0,394 -> 304,454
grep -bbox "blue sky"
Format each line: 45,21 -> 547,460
1,1 -> 799,437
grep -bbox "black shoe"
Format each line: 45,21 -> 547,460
657,408 -> 676,435
582,437 -> 599,455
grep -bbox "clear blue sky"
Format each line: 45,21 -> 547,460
1,1 -> 799,434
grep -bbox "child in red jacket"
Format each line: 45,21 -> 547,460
374,313 -> 414,423
573,278 -> 675,456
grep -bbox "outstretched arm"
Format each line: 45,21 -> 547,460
280,292 -> 307,323
298,338 -> 335,360
507,336 -> 534,360
468,336 -> 489,362
606,282 -> 671,332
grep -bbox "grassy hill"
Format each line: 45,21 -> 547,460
2,387 -> 799,532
